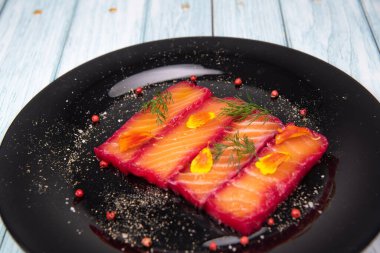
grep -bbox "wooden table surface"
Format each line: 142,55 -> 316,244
0,0 -> 379,252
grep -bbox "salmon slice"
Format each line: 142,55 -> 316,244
169,114 -> 283,207
204,124 -> 328,235
128,98 -> 235,188
94,81 -> 212,174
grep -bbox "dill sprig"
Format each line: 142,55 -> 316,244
219,96 -> 271,124
213,132 -> 255,166
141,91 -> 173,125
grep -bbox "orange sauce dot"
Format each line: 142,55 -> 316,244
255,152 -> 290,175
190,147 -> 213,174
186,112 -> 215,129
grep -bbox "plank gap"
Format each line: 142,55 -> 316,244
211,0 -> 214,36
51,0 -> 80,80
0,231 -> 6,250
213,0 -> 286,45
278,0 -> 290,47
359,0 -> 380,54
142,0 -> 151,42
0,0 -> 8,17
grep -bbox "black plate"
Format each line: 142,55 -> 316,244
1,37 -> 380,253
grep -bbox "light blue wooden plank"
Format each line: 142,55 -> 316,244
0,218 -> 5,248
143,0 -> 212,41
0,0 -> 6,14
213,0 -> 286,45
0,232 -> 23,253
57,0 -> 148,76
361,0 -> 380,49
0,0 -> 77,250
280,0 -> 380,101
0,0 -> 9,246
363,233 -> 380,253
0,0 -> 77,141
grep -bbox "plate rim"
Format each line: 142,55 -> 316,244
0,36 -> 379,253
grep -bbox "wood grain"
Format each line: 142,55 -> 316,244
0,0 -> 6,14
0,218 -> 5,251
0,0 -> 77,140
57,0 -> 148,76
213,0 -> 286,45
0,0 -> 8,246
143,0 -> 212,41
280,0 -> 380,101
361,0 -> 380,49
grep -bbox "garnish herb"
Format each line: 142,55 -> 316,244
141,91 -> 173,125
213,132 -> 255,166
218,96 -> 271,124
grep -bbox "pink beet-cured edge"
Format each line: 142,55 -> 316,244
169,115 -> 284,207
125,98 -> 238,188
94,148 -> 129,174
94,81 -> 212,173
204,125 -> 329,235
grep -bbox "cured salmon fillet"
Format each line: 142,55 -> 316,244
170,114 -> 283,207
127,98 -> 235,188
204,124 -> 328,235
94,82 -> 212,173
